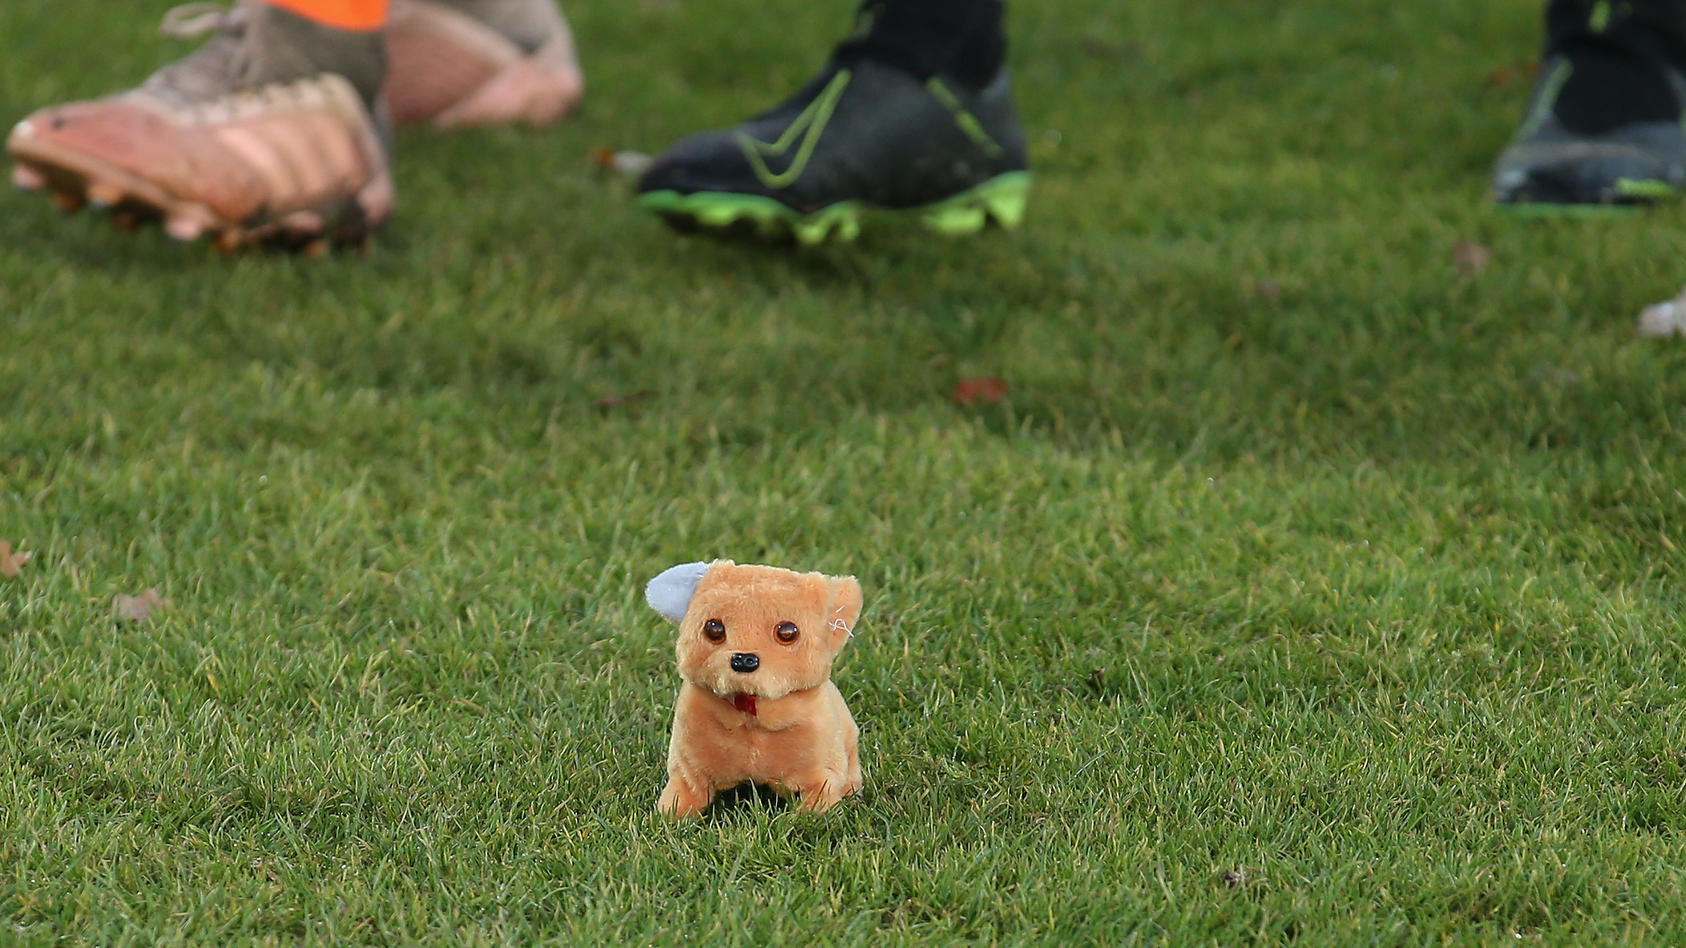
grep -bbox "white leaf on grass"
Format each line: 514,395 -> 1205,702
1639,286 -> 1686,338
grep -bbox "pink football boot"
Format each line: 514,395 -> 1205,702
7,0 -> 583,248
7,2 -> 393,249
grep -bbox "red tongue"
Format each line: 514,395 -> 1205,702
732,693 -> 758,716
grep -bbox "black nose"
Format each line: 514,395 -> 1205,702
730,652 -> 760,673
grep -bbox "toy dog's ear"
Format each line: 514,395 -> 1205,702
646,561 -> 712,623
826,575 -> 863,647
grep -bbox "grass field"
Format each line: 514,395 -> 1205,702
5,0 -> 1686,942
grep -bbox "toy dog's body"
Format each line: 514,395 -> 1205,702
663,676 -> 861,815
646,560 -> 863,818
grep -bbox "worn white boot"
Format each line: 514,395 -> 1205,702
8,2 -> 393,249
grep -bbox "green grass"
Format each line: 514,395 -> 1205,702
5,0 -> 1686,942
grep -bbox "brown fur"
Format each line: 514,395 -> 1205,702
655,561 -> 863,818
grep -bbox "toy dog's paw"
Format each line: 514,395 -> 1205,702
796,776 -> 856,813
659,779 -> 712,819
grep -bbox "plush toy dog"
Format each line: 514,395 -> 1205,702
646,560 -> 864,817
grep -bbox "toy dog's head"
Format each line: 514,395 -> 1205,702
646,560 -> 862,704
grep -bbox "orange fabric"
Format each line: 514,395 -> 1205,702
261,0 -> 389,31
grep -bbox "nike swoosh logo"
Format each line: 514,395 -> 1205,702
1515,59 -> 1571,142
736,70 -> 852,190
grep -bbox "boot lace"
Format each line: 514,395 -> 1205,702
158,2 -> 247,39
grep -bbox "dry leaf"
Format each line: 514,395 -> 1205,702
594,389 -> 654,410
590,147 -> 654,179
113,588 -> 170,623
1484,59 -> 1539,89
951,377 -> 1009,406
1245,276 -> 1283,300
1453,241 -> 1492,276
1221,867 -> 1258,888
0,540 -> 32,578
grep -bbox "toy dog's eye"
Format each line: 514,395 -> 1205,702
702,618 -> 726,642
774,621 -> 800,644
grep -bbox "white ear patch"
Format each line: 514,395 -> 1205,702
645,561 -> 712,623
